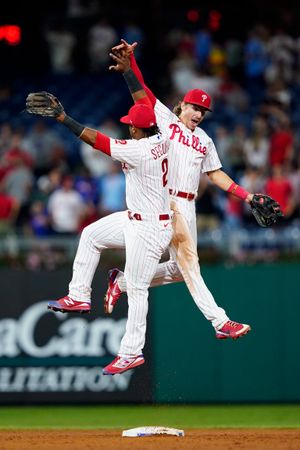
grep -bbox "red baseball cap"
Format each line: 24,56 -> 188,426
183,89 -> 212,111
120,104 -> 157,128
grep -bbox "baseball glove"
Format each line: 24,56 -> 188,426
26,91 -> 64,118
250,194 -> 284,227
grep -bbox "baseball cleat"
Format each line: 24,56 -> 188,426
47,296 -> 91,314
103,355 -> 145,375
104,268 -> 122,314
215,320 -> 251,340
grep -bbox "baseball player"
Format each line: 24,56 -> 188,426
104,40 -> 254,340
26,92 -> 173,375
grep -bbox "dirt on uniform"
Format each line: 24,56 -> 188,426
1,429 -> 300,450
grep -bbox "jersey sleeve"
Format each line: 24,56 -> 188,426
201,139 -> 222,173
110,138 -> 141,167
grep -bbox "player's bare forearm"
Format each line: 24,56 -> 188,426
80,128 -> 97,146
207,169 -> 253,203
206,169 -> 234,191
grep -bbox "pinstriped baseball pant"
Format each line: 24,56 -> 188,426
118,198 -> 229,329
68,210 -> 172,357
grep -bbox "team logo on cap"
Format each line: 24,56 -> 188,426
201,94 -> 208,102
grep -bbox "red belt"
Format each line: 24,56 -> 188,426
128,211 -> 170,221
169,189 -> 196,201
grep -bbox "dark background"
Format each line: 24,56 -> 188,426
1,0 -> 300,80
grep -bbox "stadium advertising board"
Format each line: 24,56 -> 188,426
0,269 -> 152,403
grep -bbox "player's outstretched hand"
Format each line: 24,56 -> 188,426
109,51 -> 131,73
26,92 -> 64,118
112,39 -> 138,56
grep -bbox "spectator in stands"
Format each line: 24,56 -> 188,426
244,25 -> 270,103
265,78 -> 291,111
35,167 -> 64,203
79,118 -> 121,178
87,17 -> 118,71
169,48 -> 199,96
226,124 -> 247,179
209,43 -> 227,77
47,175 -> 84,235
268,113 -> 294,168
0,123 -> 13,158
244,116 -> 269,170
0,186 -> 18,235
66,0 -> 99,20
265,27 -> 294,84
44,23 -> 77,74
97,160 -> 125,217
214,126 -> 232,173
265,164 -> 295,219
29,200 -> 52,237
224,37 -> 244,81
74,167 -> 98,205
1,148 -> 34,230
194,27 -> 212,71
22,120 -> 66,177
240,165 -> 266,198
219,72 -> 250,114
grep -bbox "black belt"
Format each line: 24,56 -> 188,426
128,211 -> 170,221
169,189 -> 196,201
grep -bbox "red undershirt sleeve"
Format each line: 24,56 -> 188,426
130,53 -> 157,107
93,132 -> 111,156
135,97 -> 153,107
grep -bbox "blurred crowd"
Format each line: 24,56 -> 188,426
1,8 -> 300,266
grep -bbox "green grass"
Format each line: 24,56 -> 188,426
0,405 -> 299,429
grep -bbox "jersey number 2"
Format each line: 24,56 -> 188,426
161,158 -> 168,187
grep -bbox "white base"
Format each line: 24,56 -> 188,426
122,426 -> 184,437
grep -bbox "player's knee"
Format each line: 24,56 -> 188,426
80,225 -> 92,242
79,224 -> 99,249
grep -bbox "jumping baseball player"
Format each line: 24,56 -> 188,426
103,41 -> 257,340
26,93 -> 173,375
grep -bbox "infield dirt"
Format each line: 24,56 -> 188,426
1,429 -> 300,450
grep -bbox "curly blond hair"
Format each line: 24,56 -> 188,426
172,101 -> 182,117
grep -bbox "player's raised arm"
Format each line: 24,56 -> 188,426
25,91 -> 111,155
109,51 -> 151,107
110,39 -> 157,107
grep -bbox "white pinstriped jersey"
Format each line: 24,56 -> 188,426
110,133 -> 170,213
155,100 -> 222,195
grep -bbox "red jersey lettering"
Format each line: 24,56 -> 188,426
151,143 -> 168,160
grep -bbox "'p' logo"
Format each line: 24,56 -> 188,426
201,94 -> 207,102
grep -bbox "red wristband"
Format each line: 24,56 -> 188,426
227,182 -> 249,201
